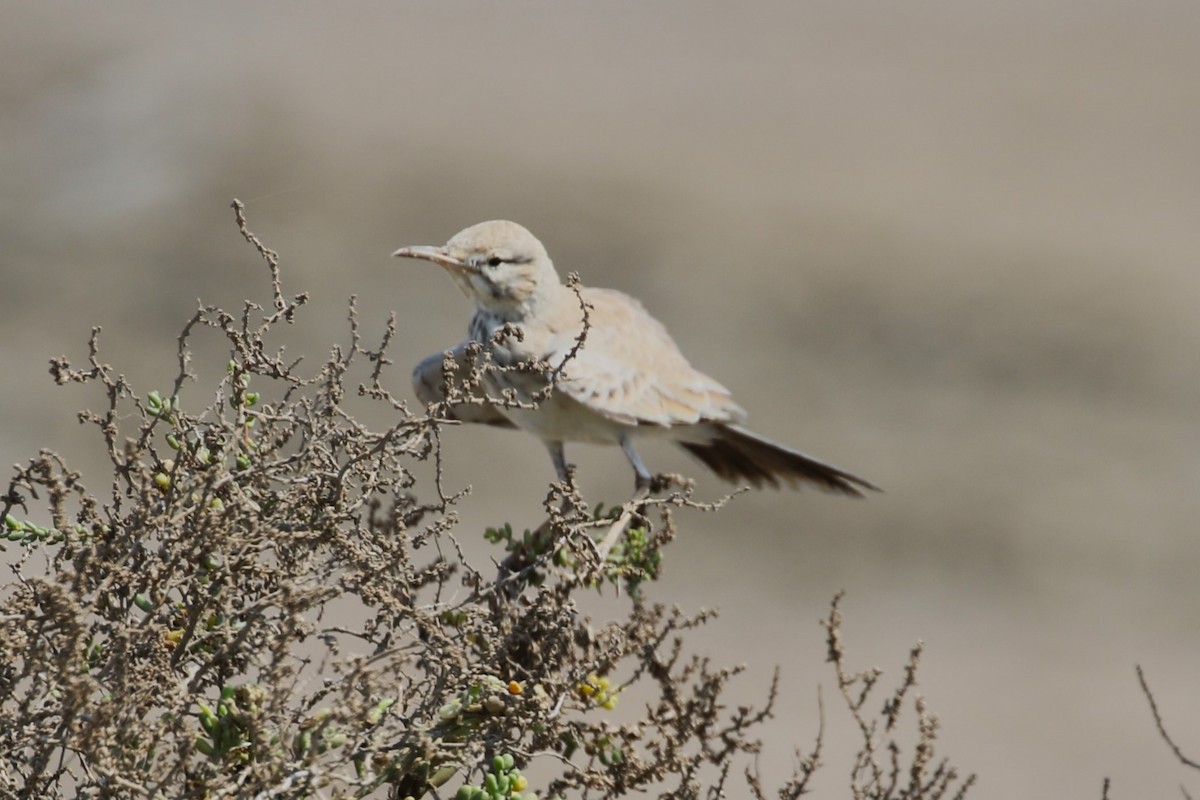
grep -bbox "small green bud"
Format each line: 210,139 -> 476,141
134,594 -> 154,612
198,704 -> 217,734
501,753 -> 515,771
166,433 -> 181,450
366,697 -> 395,725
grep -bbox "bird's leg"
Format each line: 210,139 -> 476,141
544,439 -> 580,518
546,440 -> 570,484
619,436 -> 653,493
497,441 -> 571,604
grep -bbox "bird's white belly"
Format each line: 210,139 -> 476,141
495,385 -> 627,444
472,326 -> 614,444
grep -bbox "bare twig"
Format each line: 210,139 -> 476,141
1137,664 -> 1200,771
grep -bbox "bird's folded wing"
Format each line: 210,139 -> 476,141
412,346 -> 517,427
545,288 -> 746,428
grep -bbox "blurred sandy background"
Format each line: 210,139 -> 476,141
4,2 -> 1200,796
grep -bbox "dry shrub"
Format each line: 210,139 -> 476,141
0,202 -> 972,799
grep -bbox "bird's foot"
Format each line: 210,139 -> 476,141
635,472 -> 686,496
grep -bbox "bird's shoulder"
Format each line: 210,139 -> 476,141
572,286 -> 680,354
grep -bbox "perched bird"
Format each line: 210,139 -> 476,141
394,221 -> 878,497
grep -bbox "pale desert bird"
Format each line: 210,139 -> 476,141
394,221 -> 878,497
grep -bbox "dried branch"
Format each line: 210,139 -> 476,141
1137,665 -> 1200,772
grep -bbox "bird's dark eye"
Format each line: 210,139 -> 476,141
487,256 -> 503,267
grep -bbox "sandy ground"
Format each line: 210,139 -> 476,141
4,2 -> 1200,796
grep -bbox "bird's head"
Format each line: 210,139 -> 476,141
393,220 -> 560,317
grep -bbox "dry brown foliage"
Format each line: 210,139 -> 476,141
0,202 -> 972,799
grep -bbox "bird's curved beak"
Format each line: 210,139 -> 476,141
392,245 -> 477,273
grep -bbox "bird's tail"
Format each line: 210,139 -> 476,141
678,424 -> 880,497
